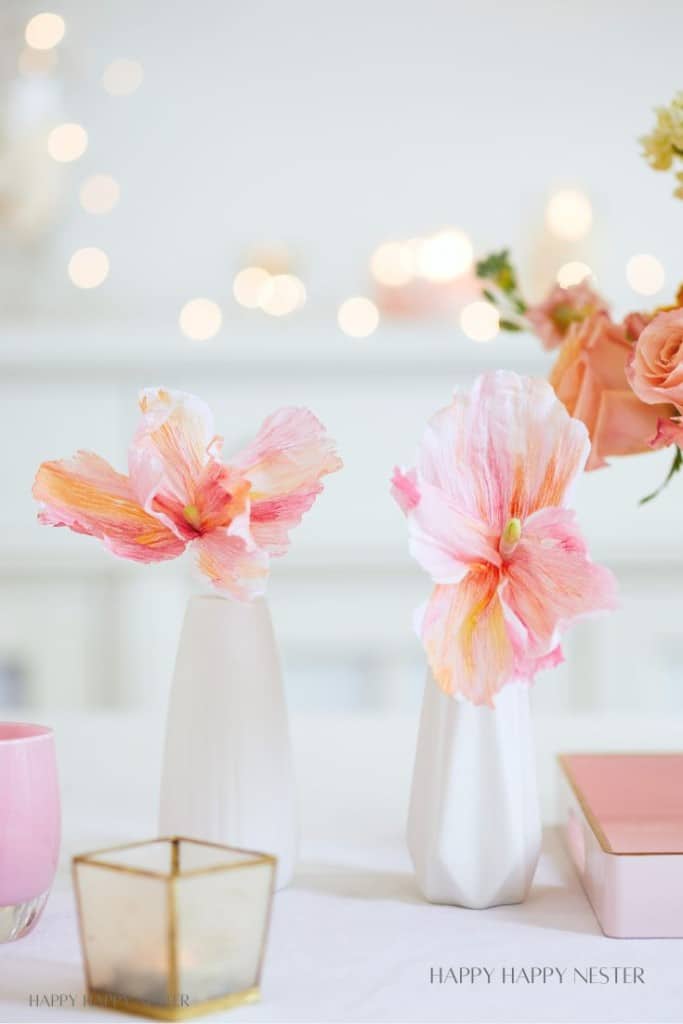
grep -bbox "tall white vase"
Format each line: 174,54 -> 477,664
159,595 -> 297,889
407,674 -> 541,908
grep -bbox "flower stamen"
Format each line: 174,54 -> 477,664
182,503 -> 202,530
500,516 -> 522,557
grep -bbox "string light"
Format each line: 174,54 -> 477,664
25,12 -> 65,50
545,189 -> 593,241
179,298 -> 222,341
68,248 -> 109,289
259,274 -> 306,316
416,229 -> 473,282
556,261 -> 593,288
79,175 -> 120,215
626,254 -> 665,296
233,267 -> 270,309
102,59 -> 143,97
371,241 -> 414,287
47,122 -> 88,162
337,297 -> 379,338
460,300 -> 499,342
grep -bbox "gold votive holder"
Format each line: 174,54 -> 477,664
72,837 -> 276,1021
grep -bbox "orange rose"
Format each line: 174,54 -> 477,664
627,307 -> 683,411
549,312 -> 675,469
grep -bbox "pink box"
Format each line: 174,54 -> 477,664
559,753 -> 683,938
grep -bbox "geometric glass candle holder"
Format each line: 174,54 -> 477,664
72,837 -> 276,1021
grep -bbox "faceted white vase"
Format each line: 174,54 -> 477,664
407,674 -> 541,908
159,595 -> 297,889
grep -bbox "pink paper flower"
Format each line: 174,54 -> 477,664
627,307 -> 683,412
526,280 -> 608,351
391,371 -> 617,706
33,388 -> 342,599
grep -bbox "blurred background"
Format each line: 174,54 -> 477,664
1,0 -> 682,725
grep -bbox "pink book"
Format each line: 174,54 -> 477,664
559,753 -> 683,937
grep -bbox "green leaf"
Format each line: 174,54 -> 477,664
499,318 -> 523,331
475,250 -> 511,280
639,446 -> 683,505
482,288 -> 497,305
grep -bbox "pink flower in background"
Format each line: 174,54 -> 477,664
549,312 -> 675,469
392,371 -> 616,707
622,310 -> 652,342
33,388 -> 342,599
649,415 -> 683,449
526,280 -> 608,351
627,307 -> 683,412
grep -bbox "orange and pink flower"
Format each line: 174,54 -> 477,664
33,388 -> 342,599
526,280 -> 608,351
548,312 -> 677,469
392,371 -> 617,706
627,307 -> 683,411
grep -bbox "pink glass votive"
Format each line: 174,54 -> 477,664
0,722 -> 60,941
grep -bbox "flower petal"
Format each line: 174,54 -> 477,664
391,466 -> 420,513
421,566 -> 514,706
503,506 -> 617,655
418,371 -> 590,531
234,407 -> 342,555
33,452 -> 185,562
592,389 -> 674,461
394,473 -> 500,583
649,414 -> 683,449
194,530 -> 269,600
130,388 -> 216,516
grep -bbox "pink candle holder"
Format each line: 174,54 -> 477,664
0,722 -> 60,941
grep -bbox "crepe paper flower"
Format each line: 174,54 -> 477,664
549,312 -> 676,471
33,388 -> 342,599
526,281 -> 608,351
391,371 -> 617,707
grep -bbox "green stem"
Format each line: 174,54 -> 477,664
639,446 -> 683,505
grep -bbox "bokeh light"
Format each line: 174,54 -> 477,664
337,297 -> 379,338
545,189 -> 593,241
233,266 -> 271,309
68,248 -> 109,289
370,241 -> 414,287
79,175 -> 120,215
460,300 -> 499,342
556,261 -> 593,288
626,254 -> 665,296
25,12 -> 65,50
179,298 -> 223,340
47,123 -> 88,162
259,274 -> 306,316
102,59 -> 144,96
416,229 -> 473,282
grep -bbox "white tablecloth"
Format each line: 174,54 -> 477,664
1,711 -> 682,1023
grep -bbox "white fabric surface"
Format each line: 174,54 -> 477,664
1,711 -> 682,1023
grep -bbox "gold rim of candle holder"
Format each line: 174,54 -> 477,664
87,985 -> 260,1021
72,837 -> 277,1021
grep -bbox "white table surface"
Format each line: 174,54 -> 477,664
1,710 -> 683,1023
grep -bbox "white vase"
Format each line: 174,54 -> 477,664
406,674 -> 541,908
159,595 -> 297,889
